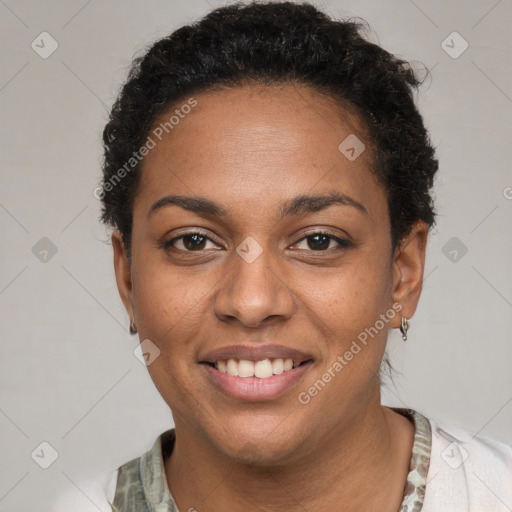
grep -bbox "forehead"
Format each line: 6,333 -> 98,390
145,82 -> 372,164
134,83 -> 386,223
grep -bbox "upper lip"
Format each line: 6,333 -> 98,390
199,344 -> 314,363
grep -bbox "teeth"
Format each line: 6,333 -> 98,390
238,360 -> 255,377
226,358 -> 238,376
254,359 -> 273,378
272,358 -> 284,375
214,358 -> 300,378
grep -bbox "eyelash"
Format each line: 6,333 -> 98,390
162,229 -> 352,253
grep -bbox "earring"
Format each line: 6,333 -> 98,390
399,316 -> 410,342
129,318 -> 137,335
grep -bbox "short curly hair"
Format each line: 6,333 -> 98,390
99,0 -> 438,260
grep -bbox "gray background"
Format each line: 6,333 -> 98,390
1,0 -> 511,510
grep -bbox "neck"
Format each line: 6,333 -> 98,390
165,402 -> 414,512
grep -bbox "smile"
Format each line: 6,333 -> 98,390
200,358 -> 314,402
208,358 -> 307,378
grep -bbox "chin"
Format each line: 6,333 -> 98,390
207,414 -> 309,466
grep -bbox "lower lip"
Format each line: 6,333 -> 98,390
201,362 -> 313,402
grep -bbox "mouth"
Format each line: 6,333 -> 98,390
198,345 -> 314,402
201,357 -> 313,379
199,357 -> 314,402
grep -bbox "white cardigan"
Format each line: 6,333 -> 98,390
422,419 -> 512,511
52,417 -> 512,511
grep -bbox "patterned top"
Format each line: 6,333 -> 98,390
111,407 -> 432,512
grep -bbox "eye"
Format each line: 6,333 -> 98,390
164,231 -> 221,252
293,231 -> 352,251
161,229 -> 351,254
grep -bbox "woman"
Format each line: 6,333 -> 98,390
54,2 -> 512,511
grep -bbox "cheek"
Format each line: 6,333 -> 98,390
131,260 -> 212,409
132,254 -> 208,338
300,254 -> 392,338
297,253 -> 393,402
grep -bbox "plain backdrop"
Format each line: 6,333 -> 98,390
0,0 -> 511,510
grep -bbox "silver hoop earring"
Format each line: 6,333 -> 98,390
399,316 -> 410,342
129,318 -> 137,335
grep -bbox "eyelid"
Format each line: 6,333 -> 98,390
169,227 -> 215,239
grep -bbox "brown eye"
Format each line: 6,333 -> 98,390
164,232 -> 220,252
294,231 -> 352,251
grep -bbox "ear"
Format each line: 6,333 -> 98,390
112,230 -> 134,321
390,220 -> 429,328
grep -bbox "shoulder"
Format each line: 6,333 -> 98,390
422,415 -> 512,512
52,429 -> 174,512
51,468 -> 119,512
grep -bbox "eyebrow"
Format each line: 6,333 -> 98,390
147,190 -> 368,221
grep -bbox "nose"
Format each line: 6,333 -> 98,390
213,243 -> 295,329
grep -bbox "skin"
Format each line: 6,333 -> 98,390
112,83 -> 428,511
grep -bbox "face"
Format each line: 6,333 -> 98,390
113,83 -> 426,463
